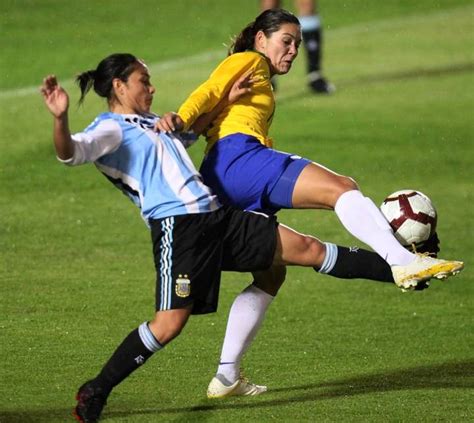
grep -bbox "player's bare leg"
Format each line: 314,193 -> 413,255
290,162 -> 464,288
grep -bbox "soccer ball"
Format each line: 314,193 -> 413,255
380,190 -> 437,246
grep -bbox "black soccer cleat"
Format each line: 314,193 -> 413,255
309,76 -> 335,94
73,380 -> 108,423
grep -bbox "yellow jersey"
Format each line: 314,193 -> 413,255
178,51 -> 275,152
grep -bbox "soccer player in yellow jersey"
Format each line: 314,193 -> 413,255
180,49 -> 276,153
157,8 -> 463,399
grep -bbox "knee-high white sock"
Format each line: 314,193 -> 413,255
216,284 -> 274,383
334,190 -> 415,266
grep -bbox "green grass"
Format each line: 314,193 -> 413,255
1,1 -> 473,422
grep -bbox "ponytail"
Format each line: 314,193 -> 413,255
229,23 -> 256,55
74,53 -> 139,106
76,70 -> 96,105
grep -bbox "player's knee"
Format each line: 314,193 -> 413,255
330,175 -> 359,204
299,235 -> 325,265
321,175 -> 359,208
338,175 -> 359,193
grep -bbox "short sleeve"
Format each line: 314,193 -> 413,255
61,119 -> 123,165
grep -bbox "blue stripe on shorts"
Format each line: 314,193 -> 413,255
200,133 -> 310,214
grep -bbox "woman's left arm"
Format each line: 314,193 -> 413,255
191,71 -> 254,135
156,70 -> 254,136
177,53 -> 258,131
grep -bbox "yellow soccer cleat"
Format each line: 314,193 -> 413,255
207,374 -> 267,399
391,254 -> 464,291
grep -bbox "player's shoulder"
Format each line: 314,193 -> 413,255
80,113 -> 123,146
84,112 -> 121,131
227,50 -> 265,64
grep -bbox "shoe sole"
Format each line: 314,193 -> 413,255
207,393 -> 228,399
73,393 -> 84,422
400,262 -> 464,290
207,384 -> 267,399
72,408 -> 85,423
207,389 -> 267,399
431,262 -> 464,279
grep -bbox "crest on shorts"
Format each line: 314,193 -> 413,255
175,274 -> 191,298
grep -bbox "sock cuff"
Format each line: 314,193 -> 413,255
247,284 -> 275,301
138,322 -> 163,353
334,189 -> 362,213
319,242 -> 338,274
299,15 -> 321,31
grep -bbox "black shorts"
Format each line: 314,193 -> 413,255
149,206 -> 278,315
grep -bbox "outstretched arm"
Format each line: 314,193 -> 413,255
40,75 -> 74,160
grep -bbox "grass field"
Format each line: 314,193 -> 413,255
1,1 -> 473,422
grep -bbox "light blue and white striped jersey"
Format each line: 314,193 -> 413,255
63,112 -> 221,222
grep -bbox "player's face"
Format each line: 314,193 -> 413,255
256,23 -> 301,75
115,62 -> 155,114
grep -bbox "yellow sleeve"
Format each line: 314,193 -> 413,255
178,52 -> 261,131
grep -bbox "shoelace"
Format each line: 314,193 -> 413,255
412,246 -> 437,257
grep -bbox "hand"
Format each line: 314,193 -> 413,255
228,71 -> 254,104
155,112 -> 184,133
40,75 -> 69,118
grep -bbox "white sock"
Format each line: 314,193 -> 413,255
216,284 -> 274,383
334,190 -> 415,266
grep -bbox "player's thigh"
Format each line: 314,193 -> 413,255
221,207 -> 278,272
150,213 -> 223,315
292,162 -> 358,209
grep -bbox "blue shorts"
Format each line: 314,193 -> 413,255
200,133 -> 310,214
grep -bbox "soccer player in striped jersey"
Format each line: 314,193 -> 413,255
156,9 -> 464,398
42,53 -> 398,421
42,53 -> 461,421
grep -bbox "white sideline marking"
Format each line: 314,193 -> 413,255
1,5 -> 470,100
0,50 -> 223,100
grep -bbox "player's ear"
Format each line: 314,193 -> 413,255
255,30 -> 267,51
112,78 -> 125,96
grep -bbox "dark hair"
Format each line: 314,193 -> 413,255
76,53 -> 140,104
230,8 -> 300,55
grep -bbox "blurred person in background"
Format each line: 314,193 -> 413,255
261,0 -> 335,93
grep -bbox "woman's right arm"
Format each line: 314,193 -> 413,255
40,75 -> 74,160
